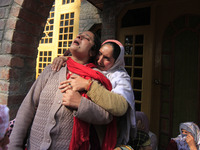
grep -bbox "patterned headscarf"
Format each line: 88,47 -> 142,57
0,105 -> 9,140
136,111 -> 149,133
101,40 -> 136,144
173,122 -> 200,150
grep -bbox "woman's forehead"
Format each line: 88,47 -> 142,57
81,31 -> 94,40
100,44 -> 114,55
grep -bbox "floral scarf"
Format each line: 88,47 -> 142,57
173,122 -> 200,150
0,105 -> 9,140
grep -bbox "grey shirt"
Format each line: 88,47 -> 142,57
8,65 -> 112,150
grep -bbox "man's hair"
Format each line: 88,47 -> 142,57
88,31 -> 101,63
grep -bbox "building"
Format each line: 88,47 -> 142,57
36,0 -> 81,77
0,0 -> 200,149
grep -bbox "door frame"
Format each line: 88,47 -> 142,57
117,2 -> 157,132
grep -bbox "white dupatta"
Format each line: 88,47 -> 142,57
102,40 -> 137,144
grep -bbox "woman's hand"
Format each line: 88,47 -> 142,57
51,56 -> 68,71
62,90 -> 82,109
59,74 -> 90,93
186,134 -> 197,150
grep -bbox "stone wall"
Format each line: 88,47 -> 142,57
0,0 -> 54,119
101,0 -> 146,41
79,0 -> 102,33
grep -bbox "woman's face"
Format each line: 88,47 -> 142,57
181,129 -> 190,135
97,44 -> 115,71
70,31 -> 94,62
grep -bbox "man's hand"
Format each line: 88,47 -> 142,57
62,90 -> 82,109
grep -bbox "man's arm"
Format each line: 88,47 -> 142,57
8,66 -> 52,150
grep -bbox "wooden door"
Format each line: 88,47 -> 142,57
118,27 -> 153,119
117,4 -> 155,121
159,14 -> 200,149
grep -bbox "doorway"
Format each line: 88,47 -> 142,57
159,14 -> 200,149
118,4 -> 154,122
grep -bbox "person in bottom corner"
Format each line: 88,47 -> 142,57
128,111 -> 157,150
135,111 -> 158,150
0,105 -> 10,150
166,122 -> 200,150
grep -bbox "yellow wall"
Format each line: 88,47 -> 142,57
36,0 -> 80,78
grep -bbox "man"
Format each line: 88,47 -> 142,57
8,31 -> 115,150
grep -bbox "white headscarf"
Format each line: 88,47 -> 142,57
173,122 -> 200,150
0,105 -> 9,140
101,40 -> 137,144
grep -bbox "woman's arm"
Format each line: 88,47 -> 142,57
60,75 -> 128,116
62,89 -> 113,124
87,81 -> 128,116
74,97 -> 113,124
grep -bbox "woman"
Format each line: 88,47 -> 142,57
135,111 -> 157,150
8,31 -> 116,150
52,39 -> 137,145
0,105 -> 10,150
166,122 -> 200,150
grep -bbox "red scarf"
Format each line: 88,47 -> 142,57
67,57 -> 117,150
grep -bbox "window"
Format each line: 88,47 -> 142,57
62,0 -> 75,5
57,12 -> 74,56
40,3 -> 55,44
124,34 -> 144,111
37,51 -> 52,76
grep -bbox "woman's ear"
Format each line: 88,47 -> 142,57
89,49 -> 96,57
137,120 -> 145,131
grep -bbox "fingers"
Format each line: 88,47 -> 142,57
62,91 -> 73,106
60,80 -> 71,86
55,59 -> 64,71
62,90 -> 81,109
51,58 -> 59,71
51,56 -> 67,71
59,80 -> 73,93
186,134 -> 195,144
59,83 -> 73,92
70,74 -> 79,79
51,57 -> 59,71
60,86 -> 72,93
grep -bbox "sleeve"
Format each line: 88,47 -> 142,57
149,132 -> 158,150
87,81 -> 128,116
73,97 -> 113,125
142,138 -> 151,146
8,65 -> 53,150
166,140 -> 178,150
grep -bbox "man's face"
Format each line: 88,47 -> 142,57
97,44 -> 115,71
70,31 -> 94,60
